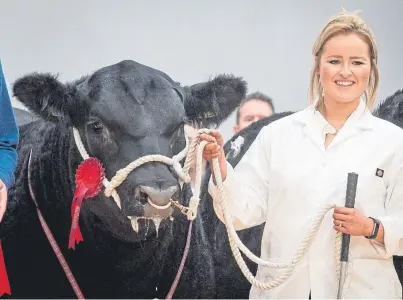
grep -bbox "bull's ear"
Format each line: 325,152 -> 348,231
12,73 -> 78,123
184,74 -> 247,127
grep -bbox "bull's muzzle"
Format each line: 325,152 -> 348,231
139,185 -> 178,209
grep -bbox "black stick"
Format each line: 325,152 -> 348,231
337,172 -> 358,299
340,172 -> 358,262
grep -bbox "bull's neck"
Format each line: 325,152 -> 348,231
31,123 -> 76,205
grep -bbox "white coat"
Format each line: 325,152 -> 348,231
208,99 -> 403,299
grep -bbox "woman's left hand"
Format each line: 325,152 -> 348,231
333,207 -> 374,236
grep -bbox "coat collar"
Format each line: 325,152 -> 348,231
292,99 -> 374,130
291,99 -> 374,151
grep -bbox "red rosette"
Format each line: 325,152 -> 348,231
68,158 -> 105,250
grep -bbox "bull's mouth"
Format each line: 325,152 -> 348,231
127,214 -> 166,235
88,185 -> 183,242
125,188 -> 177,234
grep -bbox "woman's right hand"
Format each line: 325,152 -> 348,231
200,130 -> 224,160
199,130 -> 227,181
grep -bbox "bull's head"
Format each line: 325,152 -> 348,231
12,60 -> 246,238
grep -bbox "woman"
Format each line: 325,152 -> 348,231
202,11 -> 403,299
0,61 -> 19,223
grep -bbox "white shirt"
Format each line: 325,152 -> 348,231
209,99 -> 403,299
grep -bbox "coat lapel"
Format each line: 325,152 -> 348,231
329,100 -> 374,148
292,100 -> 374,151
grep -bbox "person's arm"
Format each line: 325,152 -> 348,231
208,125 -> 272,230
0,61 -> 19,191
370,139 -> 403,258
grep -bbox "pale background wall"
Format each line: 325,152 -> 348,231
1,0 -> 402,140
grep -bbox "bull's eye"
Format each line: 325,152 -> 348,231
89,121 -> 104,132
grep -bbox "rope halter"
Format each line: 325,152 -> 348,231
72,126 -> 199,220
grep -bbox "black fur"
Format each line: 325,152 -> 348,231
372,89 -> 403,128
184,74 -> 247,127
12,73 -> 80,123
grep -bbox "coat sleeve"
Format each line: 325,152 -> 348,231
208,124 -> 272,230
372,138 -> 403,259
0,61 -> 19,190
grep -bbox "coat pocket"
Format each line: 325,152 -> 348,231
355,174 -> 387,217
345,258 -> 401,299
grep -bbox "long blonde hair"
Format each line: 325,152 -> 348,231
308,10 -> 379,109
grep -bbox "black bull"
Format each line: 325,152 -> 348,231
1,60 -> 248,299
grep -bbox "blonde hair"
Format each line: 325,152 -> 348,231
308,10 -> 379,108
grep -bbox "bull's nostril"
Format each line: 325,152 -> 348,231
139,192 -> 148,205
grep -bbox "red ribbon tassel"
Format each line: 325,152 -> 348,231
0,242 -> 11,296
68,188 -> 86,249
68,158 -> 105,250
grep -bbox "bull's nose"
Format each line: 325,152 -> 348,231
139,185 -> 178,209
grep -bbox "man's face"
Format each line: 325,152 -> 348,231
233,99 -> 273,134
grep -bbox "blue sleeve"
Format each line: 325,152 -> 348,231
0,60 -> 19,190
